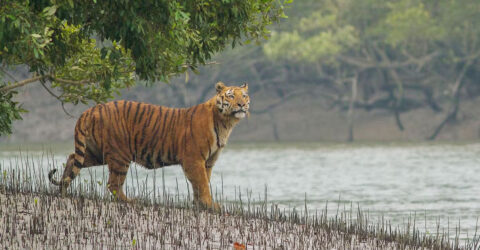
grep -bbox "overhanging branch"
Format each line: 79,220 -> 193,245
0,74 -> 94,93
0,75 -> 46,92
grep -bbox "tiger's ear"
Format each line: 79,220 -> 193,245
215,81 -> 226,93
240,82 -> 248,90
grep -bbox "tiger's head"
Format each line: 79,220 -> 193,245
215,82 -> 250,119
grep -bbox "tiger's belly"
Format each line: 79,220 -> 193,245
135,153 -> 178,169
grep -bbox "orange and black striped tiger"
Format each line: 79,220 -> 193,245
49,82 -> 249,210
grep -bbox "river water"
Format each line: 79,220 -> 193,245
1,142 -> 479,240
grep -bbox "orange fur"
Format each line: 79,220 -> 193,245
49,82 -> 250,210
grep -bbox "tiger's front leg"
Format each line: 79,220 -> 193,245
182,159 -> 220,211
205,149 -> 221,182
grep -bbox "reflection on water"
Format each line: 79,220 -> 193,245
1,142 -> 479,240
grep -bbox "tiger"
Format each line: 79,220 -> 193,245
48,81 -> 250,210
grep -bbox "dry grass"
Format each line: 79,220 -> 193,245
0,153 -> 479,249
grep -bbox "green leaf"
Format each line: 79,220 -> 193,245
43,5 -> 58,16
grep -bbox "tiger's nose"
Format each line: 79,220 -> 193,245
238,102 -> 245,107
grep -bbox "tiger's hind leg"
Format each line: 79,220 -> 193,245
105,155 -> 131,202
52,148 -> 103,196
58,153 -> 76,196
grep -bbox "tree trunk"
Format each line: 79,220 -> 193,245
393,98 -> 405,131
347,73 -> 358,142
428,61 -> 472,140
269,113 -> 280,141
389,69 -> 405,131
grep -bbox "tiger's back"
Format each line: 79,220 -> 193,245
79,101 -> 195,167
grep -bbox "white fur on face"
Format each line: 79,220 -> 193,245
234,112 -> 246,119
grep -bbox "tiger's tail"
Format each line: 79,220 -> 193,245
48,169 -> 62,186
49,122 -> 87,192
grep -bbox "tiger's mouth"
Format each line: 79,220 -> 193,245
232,110 -> 247,119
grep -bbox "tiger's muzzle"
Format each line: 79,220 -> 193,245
232,106 -> 248,119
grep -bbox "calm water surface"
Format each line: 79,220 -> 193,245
1,142 -> 479,240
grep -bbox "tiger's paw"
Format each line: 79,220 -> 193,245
195,200 -> 222,213
211,202 -> 221,212
114,195 -> 137,204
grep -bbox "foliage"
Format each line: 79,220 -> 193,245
0,0 -> 286,135
0,89 -> 26,136
378,0 -> 444,47
264,9 -> 357,63
58,0 -> 286,81
261,0 -> 480,140
51,25 -> 135,105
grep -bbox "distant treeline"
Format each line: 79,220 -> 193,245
191,0 -> 480,141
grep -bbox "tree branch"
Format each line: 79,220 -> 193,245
0,74 -> 94,93
428,60 -> 473,140
40,81 -> 75,118
0,67 -> 19,82
0,75 -> 46,92
49,77 -> 91,85
250,90 -> 310,115
337,51 -> 439,70
182,61 -> 219,68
